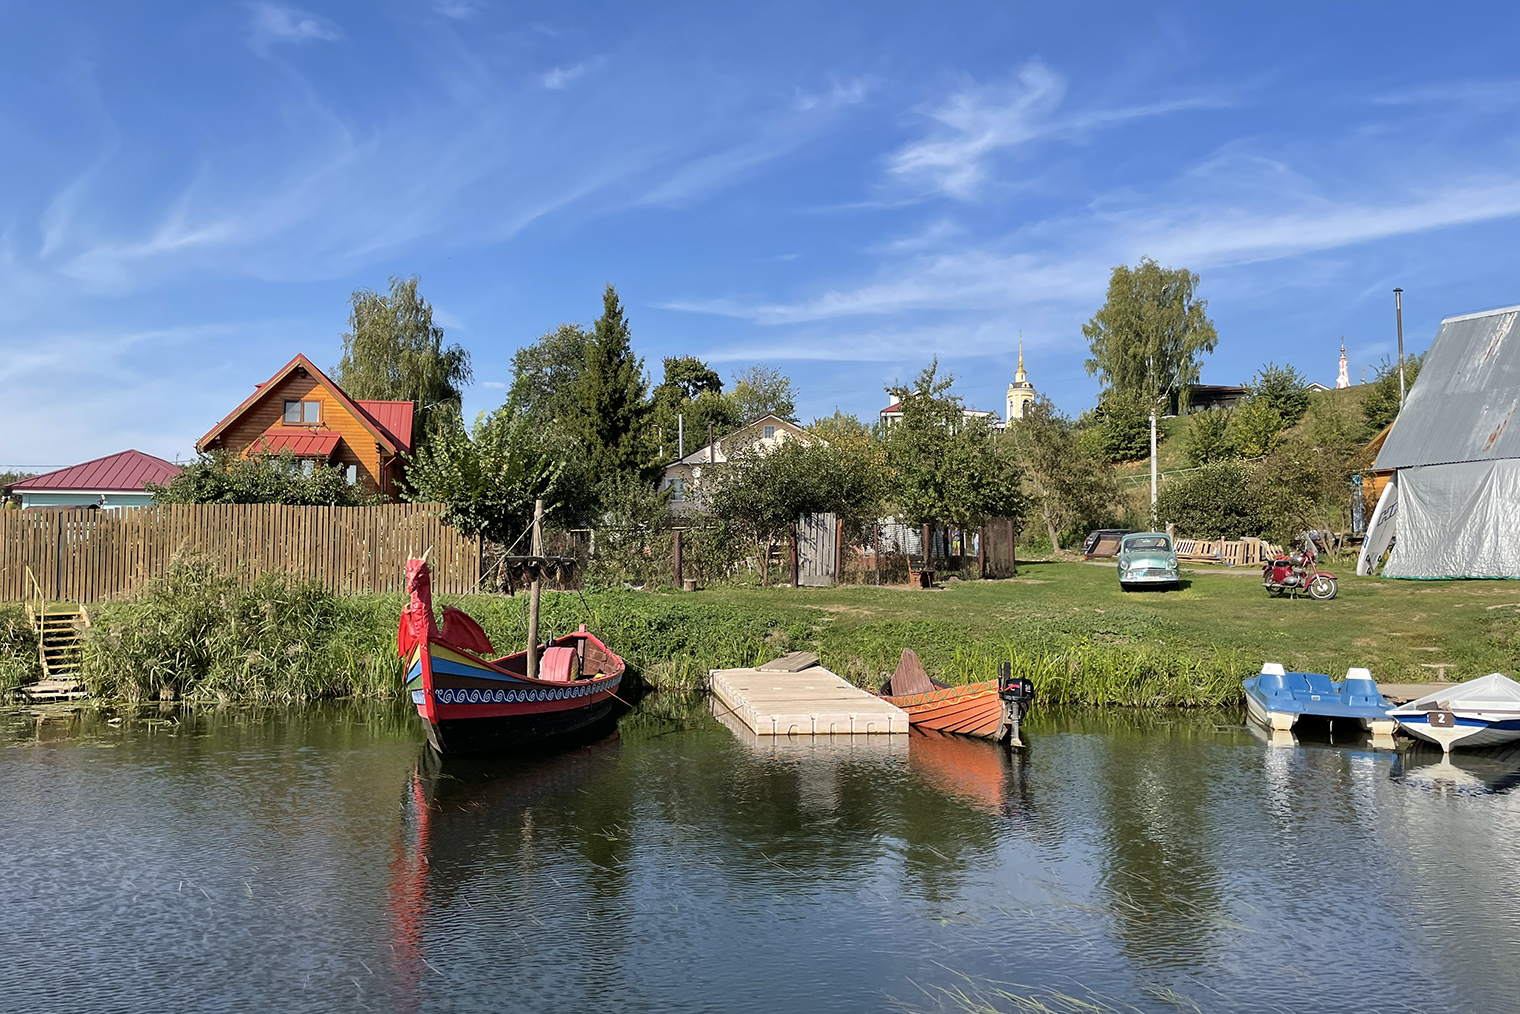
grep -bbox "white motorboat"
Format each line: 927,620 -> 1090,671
1389,673 -> 1520,753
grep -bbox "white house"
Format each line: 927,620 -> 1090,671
659,414 -> 809,509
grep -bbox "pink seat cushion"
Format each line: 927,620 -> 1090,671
539,646 -> 577,683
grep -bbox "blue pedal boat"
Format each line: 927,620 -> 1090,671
1243,663 -> 1396,736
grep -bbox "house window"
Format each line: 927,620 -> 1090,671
284,400 -> 321,425
300,459 -> 315,477
670,477 -> 686,502
346,464 -> 357,486
763,425 -> 775,439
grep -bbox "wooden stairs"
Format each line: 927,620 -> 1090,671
19,567 -> 89,701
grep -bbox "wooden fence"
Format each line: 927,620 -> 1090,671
0,503 -> 481,603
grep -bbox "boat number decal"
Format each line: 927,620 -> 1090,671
434,678 -> 618,706
1430,711 -> 1455,728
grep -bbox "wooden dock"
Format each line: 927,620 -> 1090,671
710,654 -> 910,736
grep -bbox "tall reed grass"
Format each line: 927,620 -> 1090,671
0,604 -> 40,693
81,558 -> 403,703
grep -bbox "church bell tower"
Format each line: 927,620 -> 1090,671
1006,339 -> 1036,422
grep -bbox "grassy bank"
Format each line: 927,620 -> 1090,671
14,557 -> 1520,706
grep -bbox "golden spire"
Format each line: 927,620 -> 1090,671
1014,332 -> 1028,385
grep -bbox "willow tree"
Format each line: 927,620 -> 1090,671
335,276 -> 473,448
1083,258 -> 1217,523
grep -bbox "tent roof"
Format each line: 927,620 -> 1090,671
1376,304 -> 1520,469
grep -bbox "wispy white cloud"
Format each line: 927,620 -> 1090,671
669,173 -> 1520,329
479,380 -> 506,389
888,63 -> 1065,199
433,0 -> 484,19
888,64 -> 1229,200
542,61 -> 594,90
793,78 -> 870,111
1373,79 -> 1520,107
247,3 -> 342,56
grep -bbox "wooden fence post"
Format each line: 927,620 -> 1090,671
673,528 -> 683,588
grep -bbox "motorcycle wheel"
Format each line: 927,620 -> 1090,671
1266,586 -> 1285,598
1308,575 -> 1338,601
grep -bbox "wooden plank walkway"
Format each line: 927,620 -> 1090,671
710,700 -> 910,756
710,662 -> 910,736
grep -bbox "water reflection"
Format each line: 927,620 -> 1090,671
1392,744 -> 1520,796
5,697 -> 1520,1012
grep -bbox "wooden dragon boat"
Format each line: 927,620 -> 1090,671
877,649 -> 1032,745
399,509 -> 626,754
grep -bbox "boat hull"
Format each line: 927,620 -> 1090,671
880,679 -> 1004,739
1393,714 -> 1520,753
409,638 -> 626,755
421,697 -> 619,753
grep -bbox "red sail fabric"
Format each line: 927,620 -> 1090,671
439,607 -> 495,657
398,560 -> 439,657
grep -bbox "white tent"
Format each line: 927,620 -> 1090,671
1360,305 -> 1520,578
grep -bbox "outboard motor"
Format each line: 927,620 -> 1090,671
997,661 -> 1035,747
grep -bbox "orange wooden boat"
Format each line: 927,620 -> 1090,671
878,649 -> 1031,743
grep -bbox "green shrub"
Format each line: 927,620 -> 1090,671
1225,397 -> 1284,457
1183,408 -> 1235,466
1246,362 -> 1310,426
0,604 -> 39,692
1156,459 -> 1266,539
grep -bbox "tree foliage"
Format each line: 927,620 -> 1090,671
1083,257 -> 1218,411
1183,408 -> 1235,466
1363,352 -> 1425,431
1008,396 -> 1125,550
1077,392 -> 1151,463
508,323 -> 589,427
1246,362 -> 1310,426
565,285 -> 653,481
148,450 -> 375,506
1225,397 -> 1284,457
882,361 -> 1025,531
334,276 -> 472,446
651,356 -> 741,456
404,403 -> 592,545
730,366 -> 799,424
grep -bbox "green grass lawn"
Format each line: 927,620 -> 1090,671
42,556 -> 1520,707
631,560 -> 1520,702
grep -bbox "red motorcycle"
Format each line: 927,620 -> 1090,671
1263,531 -> 1338,600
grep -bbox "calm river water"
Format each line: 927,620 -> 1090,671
3,697 -> 1517,1013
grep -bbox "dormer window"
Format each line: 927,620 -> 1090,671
284,400 -> 321,425
763,424 -> 776,439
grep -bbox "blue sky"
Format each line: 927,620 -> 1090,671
6,1 -> 1520,466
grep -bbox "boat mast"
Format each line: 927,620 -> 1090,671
526,498 -> 544,681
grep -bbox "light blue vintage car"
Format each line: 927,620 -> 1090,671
1117,532 -> 1180,591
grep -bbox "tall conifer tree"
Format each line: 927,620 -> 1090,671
569,285 -> 652,481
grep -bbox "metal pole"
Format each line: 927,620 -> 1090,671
1149,407 -> 1158,524
673,528 -> 683,588
677,414 -> 684,460
526,498 -> 543,681
1394,288 -> 1407,407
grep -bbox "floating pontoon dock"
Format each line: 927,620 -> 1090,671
711,653 -> 910,737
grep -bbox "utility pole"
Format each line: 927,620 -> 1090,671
677,414 -> 684,460
1148,354 -> 1158,527
1394,288 -> 1407,407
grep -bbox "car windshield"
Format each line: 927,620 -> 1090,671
1123,536 -> 1169,551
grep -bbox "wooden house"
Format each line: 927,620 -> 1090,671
196,354 -> 414,499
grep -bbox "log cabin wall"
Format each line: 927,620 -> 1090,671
205,371 -> 398,497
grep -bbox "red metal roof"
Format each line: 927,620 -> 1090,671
356,401 -> 415,452
9,450 -> 180,492
251,429 -> 342,457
